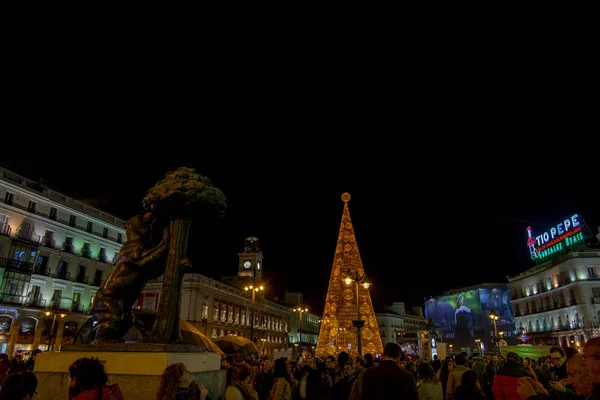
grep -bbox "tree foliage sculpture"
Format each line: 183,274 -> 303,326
143,167 -> 226,343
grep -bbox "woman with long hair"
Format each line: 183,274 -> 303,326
157,363 -> 209,400
438,359 -> 454,400
0,370 -> 37,400
68,357 -> 124,400
225,361 -> 258,400
268,358 -> 295,400
417,362 -> 442,400
453,370 -> 484,400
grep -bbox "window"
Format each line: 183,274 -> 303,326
76,265 -> 87,283
589,267 -> 598,279
81,242 -> 91,258
56,261 -> 68,279
49,207 -> 57,220
35,255 -> 49,275
51,289 -> 63,308
221,303 -> 227,322
117,233 -> 123,243
94,269 -> 103,286
69,215 -> 76,227
86,221 -> 93,233
102,227 -> 109,238
4,192 -> 14,205
27,201 -> 36,213
63,237 -> 74,253
202,301 -> 208,319
592,287 -> 600,298
0,271 -> 30,296
213,300 -> 220,321
98,248 -> 107,263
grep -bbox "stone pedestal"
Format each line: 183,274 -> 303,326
34,344 -> 226,400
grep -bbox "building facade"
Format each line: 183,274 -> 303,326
0,167 -> 125,356
376,302 -> 426,357
140,237 -> 292,358
507,249 -> 600,348
283,290 -> 320,355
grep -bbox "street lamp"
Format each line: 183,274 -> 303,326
343,269 -> 371,355
449,344 -> 453,354
44,310 -> 67,351
489,310 -> 499,349
292,306 -> 309,345
475,339 -> 481,357
244,284 -> 264,343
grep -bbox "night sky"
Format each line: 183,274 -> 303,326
2,142 -> 598,318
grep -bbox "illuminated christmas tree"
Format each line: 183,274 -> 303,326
316,193 -> 384,357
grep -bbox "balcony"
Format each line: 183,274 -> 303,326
0,223 -> 11,236
41,237 -> 55,248
591,297 -> 600,304
98,253 -> 108,263
47,298 -> 72,311
62,243 -> 74,254
15,228 -> 41,245
51,271 -> 70,281
32,265 -> 51,277
0,293 -> 28,305
81,248 -> 92,259
72,275 -> 89,284
0,257 -> 34,273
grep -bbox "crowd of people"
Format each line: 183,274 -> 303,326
0,336 -> 596,399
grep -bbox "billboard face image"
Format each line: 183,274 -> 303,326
425,290 -> 482,345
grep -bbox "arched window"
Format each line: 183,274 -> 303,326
17,317 -> 37,344
61,321 -> 78,345
0,316 -> 12,334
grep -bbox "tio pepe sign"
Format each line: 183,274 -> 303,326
526,214 -> 585,262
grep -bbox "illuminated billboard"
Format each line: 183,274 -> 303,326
527,214 -> 588,262
425,286 -> 514,348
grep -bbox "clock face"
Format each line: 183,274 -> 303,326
243,261 -> 251,269
257,262 -> 260,270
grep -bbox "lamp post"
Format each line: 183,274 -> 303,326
475,339 -> 481,357
489,310 -> 499,350
293,306 -> 309,346
244,283 -> 264,344
449,344 -> 453,354
343,269 -> 371,356
44,310 -> 67,351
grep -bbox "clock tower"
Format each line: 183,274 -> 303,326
238,236 -> 263,281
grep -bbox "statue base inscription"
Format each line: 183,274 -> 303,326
33,349 -> 224,400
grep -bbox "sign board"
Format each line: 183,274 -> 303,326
527,214 -> 589,263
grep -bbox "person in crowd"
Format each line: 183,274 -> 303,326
333,361 -> 355,400
225,361 -> 257,400
361,342 -> 417,400
315,360 -> 333,400
453,370 -> 484,400
447,353 -> 469,400
268,358 -> 295,400
582,337 -> 600,400
68,357 -> 124,400
491,351 -> 533,400
349,355 -> 367,400
222,356 -> 236,387
157,362 -> 209,400
549,347 -> 568,382
438,359 -> 454,400
0,370 -> 37,400
417,362 -> 442,400
22,350 -> 41,372
484,354 -> 500,398
363,354 -> 374,369
431,355 -> 442,374
0,359 -> 12,390
255,358 -> 274,400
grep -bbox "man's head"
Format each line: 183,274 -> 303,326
454,353 -> 466,366
382,342 -> 401,361
31,349 -> 42,361
549,346 -> 566,368
583,337 -> 600,387
566,354 -> 590,396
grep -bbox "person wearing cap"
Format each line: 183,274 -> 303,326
492,352 -> 534,400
